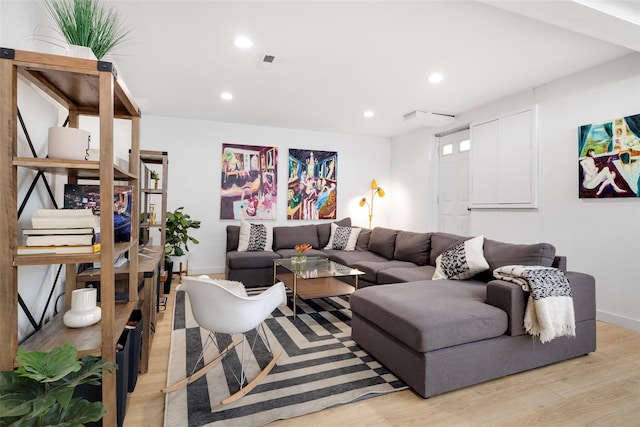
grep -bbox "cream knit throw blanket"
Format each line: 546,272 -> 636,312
493,265 -> 576,343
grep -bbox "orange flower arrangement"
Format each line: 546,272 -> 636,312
294,243 -> 312,260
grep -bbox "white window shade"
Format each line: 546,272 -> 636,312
469,106 -> 538,208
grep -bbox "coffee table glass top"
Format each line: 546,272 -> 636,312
275,257 -> 364,279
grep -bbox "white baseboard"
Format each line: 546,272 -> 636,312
596,310 -> 640,332
189,265 -> 225,276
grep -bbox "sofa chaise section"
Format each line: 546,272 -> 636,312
351,270 -> 597,398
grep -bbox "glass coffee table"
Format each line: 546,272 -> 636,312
273,257 -> 364,318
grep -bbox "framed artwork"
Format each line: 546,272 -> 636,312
220,143 -> 277,219
63,184 -> 133,242
288,149 -> 337,220
578,114 -> 640,198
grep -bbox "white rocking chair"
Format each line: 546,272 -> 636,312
162,275 -> 287,404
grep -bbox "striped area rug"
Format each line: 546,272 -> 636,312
164,286 -> 407,427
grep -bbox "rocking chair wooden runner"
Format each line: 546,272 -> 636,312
161,276 -> 287,404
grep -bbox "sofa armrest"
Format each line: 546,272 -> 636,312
226,225 -> 240,252
565,271 -> 596,322
486,270 -> 596,337
552,255 -> 567,272
485,279 -> 527,336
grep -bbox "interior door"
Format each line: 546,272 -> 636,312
438,129 -> 470,235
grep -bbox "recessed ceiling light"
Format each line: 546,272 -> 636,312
363,110 -> 375,118
234,36 -> 253,49
428,73 -> 444,84
221,92 -> 233,100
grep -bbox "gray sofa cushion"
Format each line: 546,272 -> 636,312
476,239 -> 556,282
368,227 -> 399,259
483,238 -> 556,270
327,250 -> 387,267
352,260 -> 417,283
378,265 -> 436,284
351,281 -> 508,353
316,217 -> 351,248
430,232 -> 468,265
273,224 -> 319,250
356,228 -> 371,251
394,231 -> 431,266
226,250 -> 281,269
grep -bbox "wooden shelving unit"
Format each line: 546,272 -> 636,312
0,48 -> 141,427
139,150 -> 168,276
76,247 -> 164,373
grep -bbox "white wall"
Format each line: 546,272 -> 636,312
393,53 -> 640,330
390,128 -> 439,232
139,116 -> 391,274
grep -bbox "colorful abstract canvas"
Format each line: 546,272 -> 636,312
288,149 -> 337,220
220,143 -> 277,219
578,114 -> 640,198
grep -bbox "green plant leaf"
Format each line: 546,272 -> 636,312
165,207 -> 201,257
1,345 -> 113,426
15,345 -> 80,383
44,398 -> 106,426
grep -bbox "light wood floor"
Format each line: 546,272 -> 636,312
124,275 -> 640,427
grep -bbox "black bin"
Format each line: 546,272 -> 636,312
73,329 -> 130,427
115,329 -> 130,427
126,309 -> 143,392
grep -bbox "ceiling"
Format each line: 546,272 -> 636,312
108,1 -> 640,138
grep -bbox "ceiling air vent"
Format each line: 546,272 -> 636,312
257,53 -> 281,69
403,111 -> 455,127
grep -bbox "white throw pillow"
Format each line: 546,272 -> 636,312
325,223 -> 361,251
237,220 -> 273,252
432,235 -> 489,280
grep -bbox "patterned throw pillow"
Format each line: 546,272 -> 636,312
432,235 -> 489,280
325,223 -> 361,251
237,220 -> 273,252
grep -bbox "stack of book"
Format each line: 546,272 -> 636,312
18,209 -> 101,255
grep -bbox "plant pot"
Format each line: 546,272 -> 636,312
66,44 -> 97,60
63,288 -> 101,328
48,127 -> 90,160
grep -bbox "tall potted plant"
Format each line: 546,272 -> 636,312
164,207 -> 201,292
0,344 -> 116,426
43,0 -> 131,60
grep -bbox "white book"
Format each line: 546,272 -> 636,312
23,227 -> 98,235
26,234 -> 98,247
31,215 -> 100,229
18,243 -> 101,255
36,208 -> 94,217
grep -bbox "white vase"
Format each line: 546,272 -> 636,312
66,44 -> 97,60
63,288 -> 101,328
48,127 -> 91,160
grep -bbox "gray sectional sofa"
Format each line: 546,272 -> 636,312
225,218 -> 597,398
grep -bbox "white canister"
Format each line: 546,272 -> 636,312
48,127 -> 91,160
63,288 -> 102,328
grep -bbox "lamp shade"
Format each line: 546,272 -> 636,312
377,188 -> 385,197
359,198 -> 366,207
371,179 -> 378,189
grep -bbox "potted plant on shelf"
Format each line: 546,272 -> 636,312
150,170 -> 160,189
164,207 -> 201,292
0,344 -> 116,426
43,0 -> 132,60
